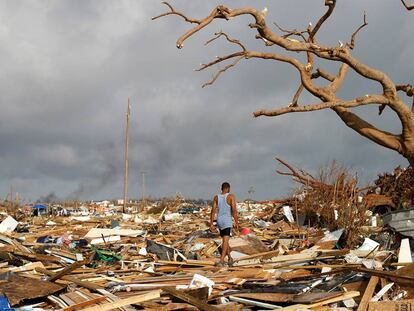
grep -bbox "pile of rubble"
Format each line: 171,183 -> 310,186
369,166 -> 414,209
0,164 -> 412,310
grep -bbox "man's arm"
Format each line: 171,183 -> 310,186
210,195 -> 218,231
229,194 -> 239,232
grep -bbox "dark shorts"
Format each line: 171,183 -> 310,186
219,227 -> 231,237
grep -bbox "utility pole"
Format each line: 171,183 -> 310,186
141,171 -> 146,202
10,185 -> 13,203
123,98 -> 131,213
247,186 -> 255,212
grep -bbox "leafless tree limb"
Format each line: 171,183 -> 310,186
196,52 -> 245,72
290,85 -> 304,107
397,84 -> 414,96
253,94 -> 388,118
154,2 -> 414,164
201,56 -> 244,88
273,22 -> 308,41
152,1 -> 201,24
397,84 -> 414,112
315,68 -> 335,82
309,0 -> 336,41
205,32 -> 246,51
347,11 -> 368,50
401,0 -> 414,10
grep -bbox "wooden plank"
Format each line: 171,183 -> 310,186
49,260 -> 87,282
12,250 -> 62,263
81,289 -> 161,311
368,299 -> 414,311
157,260 -> 214,267
59,294 -> 76,306
357,276 -> 379,311
228,296 -> 282,309
163,287 -> 221,311
292,291 -> 343,304
233,250 -> 279,263
62,296 -> 107,311
36,267 -> 103,291
307,291 -> 359,308
351,267 -> 414,283
0,274 -> 64,306
96,289 -> 136,311
231,292 -> 294,303
277,291 -> 360,311
185,259 -> 216,266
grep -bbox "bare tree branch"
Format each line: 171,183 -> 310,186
156,2 -> 396,98
154,2 -> 414,164
276,157 -> 322,188
401,0 -> 414,10
253,94 -> 388,117
291,84 -> 304,107
273,22 -> 308,41
397,84 -> 414,96
329,63 -> 349,92
332,106 -> 403,152
347,11 -> 368,50
201,56 -> 244,88
152,2 -> 201,24
396,84 -> 414,112
205,32 -> 246,51
309,0 -> 336,41
315,68 -> 335,82
196,52 -> 245,71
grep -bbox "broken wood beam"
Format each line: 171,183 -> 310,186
36,267 -> 103,291
62,296 -> 107,311
233,250 -> 279,263
357,276 -> 379,311
81,289 -> 161,311
163,287 -> 221,311
48,260 -> 87,282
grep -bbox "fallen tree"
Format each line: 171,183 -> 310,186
276,157 -> 367,246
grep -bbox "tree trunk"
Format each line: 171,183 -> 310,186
403,146 -> 414,167
397,133 -> 414,166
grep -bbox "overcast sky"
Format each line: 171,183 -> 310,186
0,1 -> 412,202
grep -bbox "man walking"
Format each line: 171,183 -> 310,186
210,182 -> 239,266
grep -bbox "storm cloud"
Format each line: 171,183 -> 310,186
0,1 -> 412,202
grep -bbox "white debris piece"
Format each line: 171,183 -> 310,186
356,237 -> 379,252
371,282 -> 394,302
189,274 -> 215,296
282,205 -> 295,223
0,215 -> 18,233
84,228 -> 144,239
398,238 -> 412,269
319,229 -> 344,242
139,247 -> 148,256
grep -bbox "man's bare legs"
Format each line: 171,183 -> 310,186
220,235 -> 230,263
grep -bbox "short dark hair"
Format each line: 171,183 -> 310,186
221,182 -> 230,191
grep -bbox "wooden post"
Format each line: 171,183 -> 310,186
123,98 -> 131,213
357,276 -> 379,311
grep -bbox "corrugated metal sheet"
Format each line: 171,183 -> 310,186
383,208 -> 414,238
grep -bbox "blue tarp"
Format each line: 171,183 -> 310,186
32,204 -> 47,209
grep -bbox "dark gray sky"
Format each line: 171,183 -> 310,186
0,1 -> 412,202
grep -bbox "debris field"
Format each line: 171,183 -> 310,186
0,163 -> 413,310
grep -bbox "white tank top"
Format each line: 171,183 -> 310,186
217,193 -> 232,229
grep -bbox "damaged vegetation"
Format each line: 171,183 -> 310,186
276,158 -> 367,248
